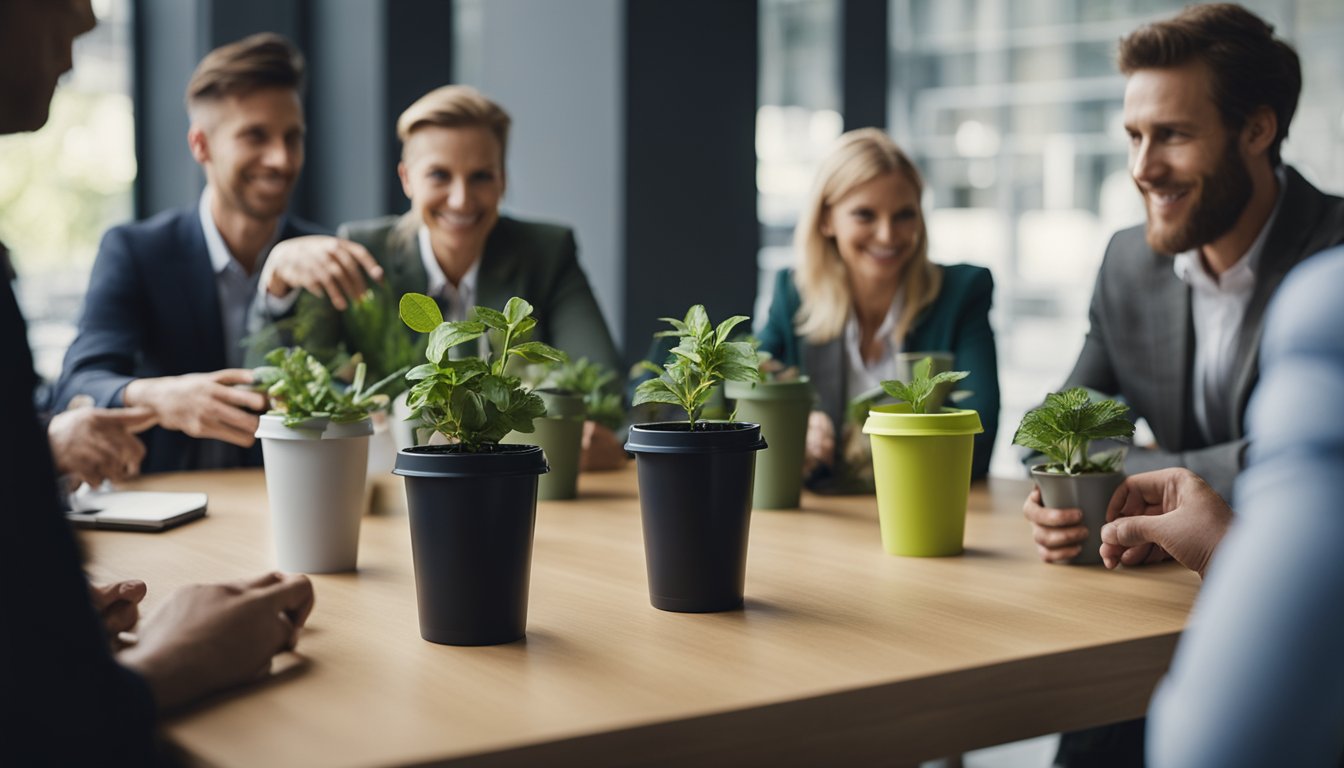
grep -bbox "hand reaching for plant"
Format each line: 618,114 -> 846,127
123,370 -> 268,448
1100,468 -> 1232,577
260,235 -> 384,311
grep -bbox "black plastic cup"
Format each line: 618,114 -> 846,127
394,444 -> 548,645
624,422 -> 766,613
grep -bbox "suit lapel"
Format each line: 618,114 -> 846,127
178,211 -> 227,370
382,214 -> 431,297
1226,168 -> 1321,437
1145,251 -> 1193,447
475,218 -> 520,313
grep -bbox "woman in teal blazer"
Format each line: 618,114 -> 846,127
758,129 -> 999,486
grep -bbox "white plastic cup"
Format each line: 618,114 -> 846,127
256,414 -> 373,573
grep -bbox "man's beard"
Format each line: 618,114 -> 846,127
1143,139 -> 1253,255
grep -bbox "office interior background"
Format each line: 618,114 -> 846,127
4,0 -> 1343,479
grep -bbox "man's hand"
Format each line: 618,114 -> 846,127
260,235 -> 383,311
1023,486 -> 1090,563
48,406 -> 157,487
1100,468 -> 1232,577
123,370 -> 267,448
119,572 -> 315,713
90,579 -> 147,639
803,410 -> 835,475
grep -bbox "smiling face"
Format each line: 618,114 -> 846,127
398,125 -> 505,265
189,87 -> 305,222
1124,62 -> 1253,255
821,170 -> 924,288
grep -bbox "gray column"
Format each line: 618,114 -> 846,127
461,0 -> 625,351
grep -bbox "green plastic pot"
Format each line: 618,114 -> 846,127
862,404 -> 983,556
725,378 -> 813,509
504,389 -> 585,500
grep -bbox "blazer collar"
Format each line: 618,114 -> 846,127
176,209 -> 227,369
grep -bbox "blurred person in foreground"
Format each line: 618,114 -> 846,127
2,2 -> 315,764
755,127 -> 999,490
251,84 -> 626,469
53,32 -> 328,472
1098,246 -> 1344,767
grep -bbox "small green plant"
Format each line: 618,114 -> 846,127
880,357 -> 969,414
1012,387 -> 1136,474
399,293 -> 567,451
253,346 -> 402,428
550,357 -> 625,431
633,305 -> 762,427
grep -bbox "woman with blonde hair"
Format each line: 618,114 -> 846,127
254,84 -> 626,467
757,128 -> 999,486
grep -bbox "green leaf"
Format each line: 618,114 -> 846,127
479,374 -> 512,410
427,321 -> 485,364
405,362 -> 438,381
714,315 -> 749,344
474,306 -> 509,332
632,377 -> 683,407
503,296 -> 534,326
684,305 -> 711,336
509,341 -> 568,365
399,293 -> 443,333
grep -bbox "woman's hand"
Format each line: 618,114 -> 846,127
803,410 -> 835,475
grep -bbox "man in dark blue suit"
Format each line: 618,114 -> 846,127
54,32 -> 327,472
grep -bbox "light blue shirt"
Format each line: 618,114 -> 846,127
198,189 -> 281,368
1148,246 -> 1344,767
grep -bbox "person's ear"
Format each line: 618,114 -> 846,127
397,161 -> 413,201
187,124 -> 210,165
819,208 -> 835,237
1242,106 -> 1277,159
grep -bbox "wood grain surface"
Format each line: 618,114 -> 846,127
82,466 -> 1199,767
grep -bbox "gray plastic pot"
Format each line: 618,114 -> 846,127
504,389 -> 585,500
1030,466 -> 1124,566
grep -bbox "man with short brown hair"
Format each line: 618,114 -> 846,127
54,32 -> 327,472
1023,4 -> 1344,765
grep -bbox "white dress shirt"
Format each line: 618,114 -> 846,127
843,293 -> 905,403
1172,172 -> 1285,444
418,226 -> 486,357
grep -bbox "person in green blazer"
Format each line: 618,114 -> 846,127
757,128 -> 1000,487
250,85 -> 625,468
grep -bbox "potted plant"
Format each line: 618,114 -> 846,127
252,346 -> 401,573
393,293 -> 565,645
724,355 -> 813,510
504,358 -> 626,500
626,305 -> 767,612
862,357 -> 983,556
1012,388 -> 1135,565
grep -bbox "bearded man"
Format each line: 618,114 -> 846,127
1024,3 -> 1344,566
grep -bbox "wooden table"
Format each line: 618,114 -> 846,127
83,467 -> 1200,767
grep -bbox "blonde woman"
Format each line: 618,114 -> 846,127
757,128 -> 999,485
254,84 -> 625,468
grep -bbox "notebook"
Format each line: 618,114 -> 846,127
66,490 -> 209,532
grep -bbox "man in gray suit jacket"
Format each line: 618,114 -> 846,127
1023,6 -> 1344,768
1027,4 -> 1344,568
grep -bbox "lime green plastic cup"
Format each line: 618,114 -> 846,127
862,404 -> 983,556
